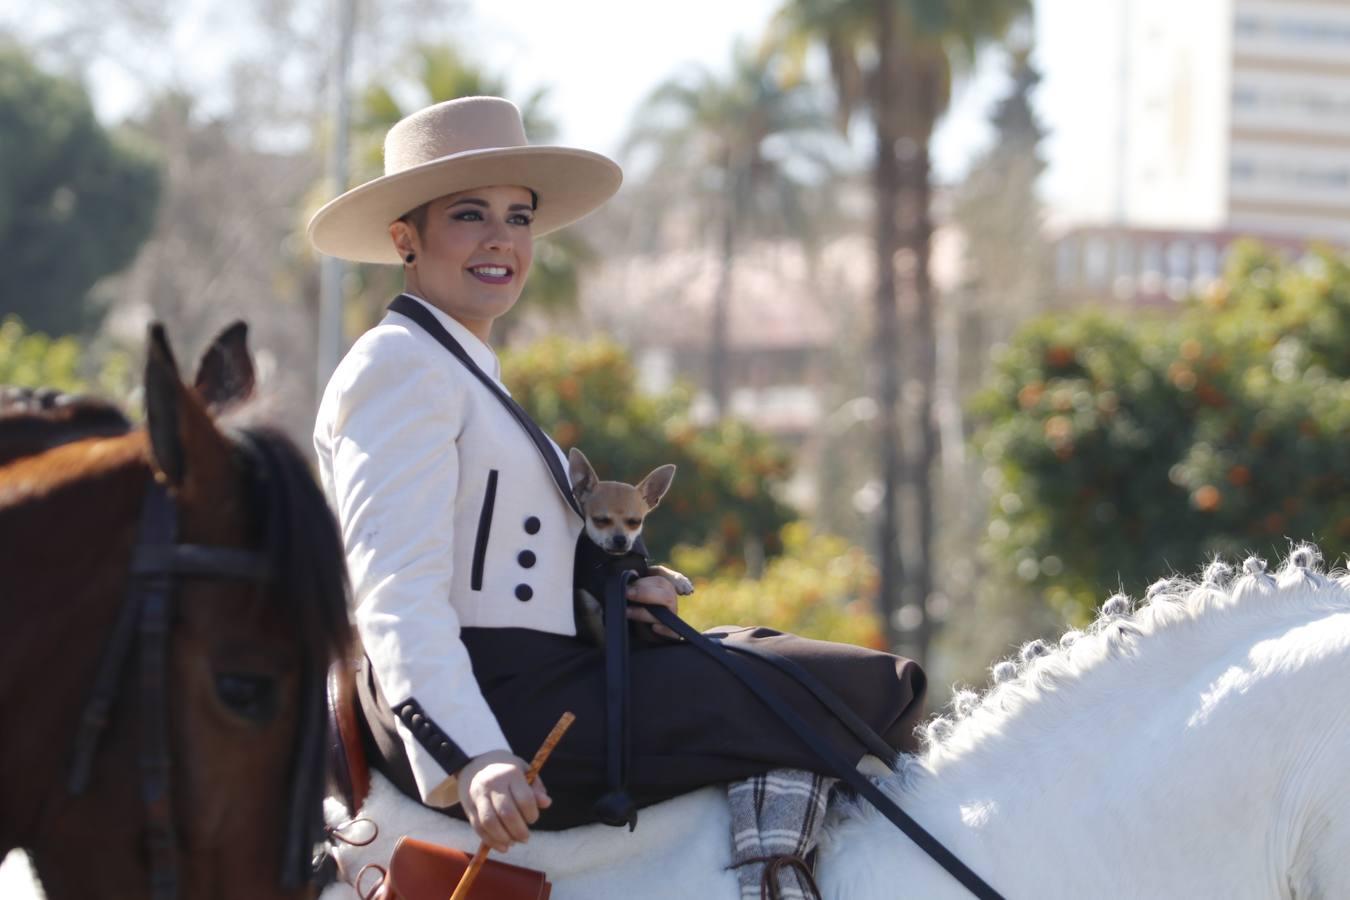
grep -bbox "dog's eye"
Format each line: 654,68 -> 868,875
592,516 -> 612,526
625,519 -> 642,528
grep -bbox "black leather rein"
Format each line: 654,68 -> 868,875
644,604 -> 1006,900
65,479 -> 294,900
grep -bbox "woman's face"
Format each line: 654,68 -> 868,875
390,184 -> 535,341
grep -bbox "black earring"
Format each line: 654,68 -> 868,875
404,251 -> 416,264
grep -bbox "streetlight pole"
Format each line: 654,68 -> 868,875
317,0 -> 358,400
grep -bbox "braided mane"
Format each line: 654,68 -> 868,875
917,545 -> 1350,769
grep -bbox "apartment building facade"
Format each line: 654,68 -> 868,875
1117,0 -> 1350,243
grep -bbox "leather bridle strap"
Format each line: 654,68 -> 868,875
136,484 -> 180,900
131,544 -> 272,581
646,605 -> 1007,900
67,481 -> 274,900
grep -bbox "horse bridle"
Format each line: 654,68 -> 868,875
65,476 -> 318,899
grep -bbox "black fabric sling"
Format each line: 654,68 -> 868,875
387,293 -> 1005,900
388,294 -> 583,518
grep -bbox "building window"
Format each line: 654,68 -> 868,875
1056,238 -> 1079,286
1140,241 -> 1164,280
1084,236 -> 1111,289
1167,241 -> 1191,280
1195,242 -> 1220,280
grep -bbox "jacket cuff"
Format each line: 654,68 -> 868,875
390,697 -> 470,776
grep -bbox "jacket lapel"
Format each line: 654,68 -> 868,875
388,295 -> 584,518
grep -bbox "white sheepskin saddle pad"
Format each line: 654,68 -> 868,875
321,772 -> 740,900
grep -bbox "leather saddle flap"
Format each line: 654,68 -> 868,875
327,658 -> 371,813
387,836 -> 552,900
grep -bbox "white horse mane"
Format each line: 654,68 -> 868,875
904,544 -> 1350,775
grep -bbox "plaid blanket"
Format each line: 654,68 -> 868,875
727,769 -> 835,900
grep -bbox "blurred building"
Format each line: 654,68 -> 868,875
1052,224 -> 1318,305
1050,0 -> 1350,304
1109,0 -> 1350,243
583,222 -> 965,443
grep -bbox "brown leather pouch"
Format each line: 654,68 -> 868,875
374,835 -> 552,900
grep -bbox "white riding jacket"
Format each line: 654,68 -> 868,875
314,292 -> 583,806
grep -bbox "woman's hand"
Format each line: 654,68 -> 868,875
626,574 -> 680,639
455,749 -> 551,852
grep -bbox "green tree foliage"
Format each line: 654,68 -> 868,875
975,243 -> 1350,621
500,336 -> 796,570
676,521 -> 886,647
769,0 -> 1032,659
0,316 -> 133,400
623,42 -> 839,416
950,45 -> 1053,361
503,335 -> 884,644
0,44 -> 160,335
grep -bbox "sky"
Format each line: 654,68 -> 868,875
460,0 -> 1124,222
9,0 -> 1127,224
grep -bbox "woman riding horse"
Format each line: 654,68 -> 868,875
307,96 -> 926,855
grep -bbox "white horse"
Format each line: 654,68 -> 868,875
323,548 -> 1350,900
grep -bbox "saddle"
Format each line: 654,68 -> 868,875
328,658 -> 371,814
325,660 -> 552,899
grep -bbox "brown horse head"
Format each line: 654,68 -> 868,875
0,322 -> 352,899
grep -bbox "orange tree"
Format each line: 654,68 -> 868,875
502,335 -> 889,645
974,243 -> 1350,621
501,335 -> 795,572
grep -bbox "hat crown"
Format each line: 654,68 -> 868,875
384,96 -> 530,175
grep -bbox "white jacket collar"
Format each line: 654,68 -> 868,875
394,292 -> 505,387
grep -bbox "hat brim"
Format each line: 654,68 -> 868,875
307,145 -> 622,264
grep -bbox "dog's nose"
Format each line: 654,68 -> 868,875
608,535 -> 628,550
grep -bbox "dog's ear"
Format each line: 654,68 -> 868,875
636,464 -> 676,509
568,447 -> 598,501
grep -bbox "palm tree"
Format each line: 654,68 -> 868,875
769,0 -> 1031,664
339,43 -> 590,339
622,40 -> 841,418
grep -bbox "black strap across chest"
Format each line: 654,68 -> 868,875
388,294 -> 583,518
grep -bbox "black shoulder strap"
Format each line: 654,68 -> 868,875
645,605 -> 1006,900
388,295 -> 583,518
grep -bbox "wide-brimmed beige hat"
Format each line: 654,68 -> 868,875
307,96 -> 622,264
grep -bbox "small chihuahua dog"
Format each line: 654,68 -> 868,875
568,448 -> 694,645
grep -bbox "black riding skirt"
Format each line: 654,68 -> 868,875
357,625 -> 926,830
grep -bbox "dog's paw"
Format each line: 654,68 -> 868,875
671,573 -> 695,595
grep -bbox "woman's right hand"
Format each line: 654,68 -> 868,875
455,749 -> 552,852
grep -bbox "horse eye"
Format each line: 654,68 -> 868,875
214,673 -> 279,723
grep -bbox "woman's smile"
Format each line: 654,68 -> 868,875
467,264 -> 514,285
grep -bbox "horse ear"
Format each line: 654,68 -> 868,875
636,464 -> 676,509
193,320 -> 256,414
568,447 -> 598,501
145,323 -> 186,486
